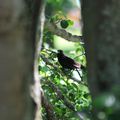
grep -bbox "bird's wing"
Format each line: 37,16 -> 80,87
64,56 -> 75,64
65,56 -> 80,68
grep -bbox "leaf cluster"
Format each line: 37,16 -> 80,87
39,48 -> 92,119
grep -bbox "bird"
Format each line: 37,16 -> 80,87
57,50 -> 81,69
57,50 -> 83,78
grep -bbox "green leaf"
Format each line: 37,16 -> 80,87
60,20 -> 69,29
67,19 -> 74,26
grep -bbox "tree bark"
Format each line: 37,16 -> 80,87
82,0 -> 120,119
0,0 -> 43,120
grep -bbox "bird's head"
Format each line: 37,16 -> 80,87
57,50 -> 64,58
58,50 -> 63,54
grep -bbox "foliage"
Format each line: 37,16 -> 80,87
39,0 -> 92,119
45,0 -> 74,16
39,47 -> 92,119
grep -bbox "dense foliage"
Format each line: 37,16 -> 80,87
39,48 -> 91,119
39,0 -> 92,119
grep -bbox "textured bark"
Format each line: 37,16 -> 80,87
81,0 -> 120,119
0,0 -> 43,120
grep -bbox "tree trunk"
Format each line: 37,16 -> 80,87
0,0 -> 44,120
81,0 -> 120,119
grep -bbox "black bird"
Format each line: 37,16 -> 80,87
57,50 -> 81,69
57,50 -> 82,78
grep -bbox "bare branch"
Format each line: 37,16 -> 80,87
45,20 -> 84,43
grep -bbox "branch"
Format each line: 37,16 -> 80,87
45,20 -> 84,43
40,54 -> 87,86
41,91 -> 57,120
46,80 -> 86,120
47,80 -> 76,111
